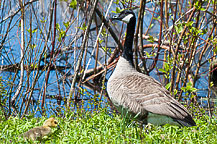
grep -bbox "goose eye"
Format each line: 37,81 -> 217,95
113,15 -> 118,19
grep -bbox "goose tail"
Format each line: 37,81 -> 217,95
173,116 -> 196,127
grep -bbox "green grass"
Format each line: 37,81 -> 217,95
0,108 -> 217,143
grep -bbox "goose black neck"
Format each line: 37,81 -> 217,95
123,17 -> 136,67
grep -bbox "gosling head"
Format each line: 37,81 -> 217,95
111,9 -> 136,24
43,117 -> 58,128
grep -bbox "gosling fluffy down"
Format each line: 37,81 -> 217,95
20,117 -> 59,141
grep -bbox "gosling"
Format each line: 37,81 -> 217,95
20,117 -> 59,141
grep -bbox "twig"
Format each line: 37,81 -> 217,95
95,7 -> 123,50
42,0 -> 57,112
138,0 -> 147,74
11,0 -> 25,106
148,0 -> 163,72
0,0 -> 38,24
67,0 -> 99,107
82,0 -> 114,80
170,7 -> 196,97
21,1 -> 54,118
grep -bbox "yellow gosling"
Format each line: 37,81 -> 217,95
20,117 -> 59,141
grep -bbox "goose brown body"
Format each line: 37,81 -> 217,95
107,9 -> 196,126
107,57 -> 196,126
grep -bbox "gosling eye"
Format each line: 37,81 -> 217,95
54,121 -> 58,124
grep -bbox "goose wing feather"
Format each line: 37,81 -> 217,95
108,72 -> 192,121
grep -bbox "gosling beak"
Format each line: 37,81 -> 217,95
57,125 -> 60,129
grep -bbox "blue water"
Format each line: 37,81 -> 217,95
0,0 -> 215,117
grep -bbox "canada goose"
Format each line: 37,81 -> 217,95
107,9 -> 196,127
20,117 -> 59,141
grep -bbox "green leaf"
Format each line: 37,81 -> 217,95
213,48 -> 217,54
98,38 -> 103,44
32,28 -> 38,33
58,30 -> 66,42
30,44 -> 36,49
102,46 -> 107,52
187,82 -> 193,87
191,88 -> 198,92
201,29 -> 208,35
200,7 -> 206,11
153,16 -> 160,21
165,82 -> 171,90
173,89 -> 178,95
69,0 -> 77,9
114,0 -> 119,4
116,7 -> 121,13
147,35 -> 155,43
56,23 -> 60,31
158,68 -> 166,73
185,21 -> 194,27
145,51 -> 151,58
175,24 -> 183,34
181,87 -> 187,92
101,28 -> 107,37
27,28 -> 38,34
164,63 -> 170,71
150,23 -> 154,29
27,28 -> 30,33
63,21 -> 70,28
40,18 -> 46,23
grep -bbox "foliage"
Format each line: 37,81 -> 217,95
0,108 -> 217,143
0,0 -> 216,121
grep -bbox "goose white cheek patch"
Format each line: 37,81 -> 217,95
122,14 -> 134,23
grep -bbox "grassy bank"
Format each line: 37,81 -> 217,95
0,109 -> 216,143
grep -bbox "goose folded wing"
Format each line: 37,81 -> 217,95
118,74 -> 192,120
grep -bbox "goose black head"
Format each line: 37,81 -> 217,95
111,9 -> 136,24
